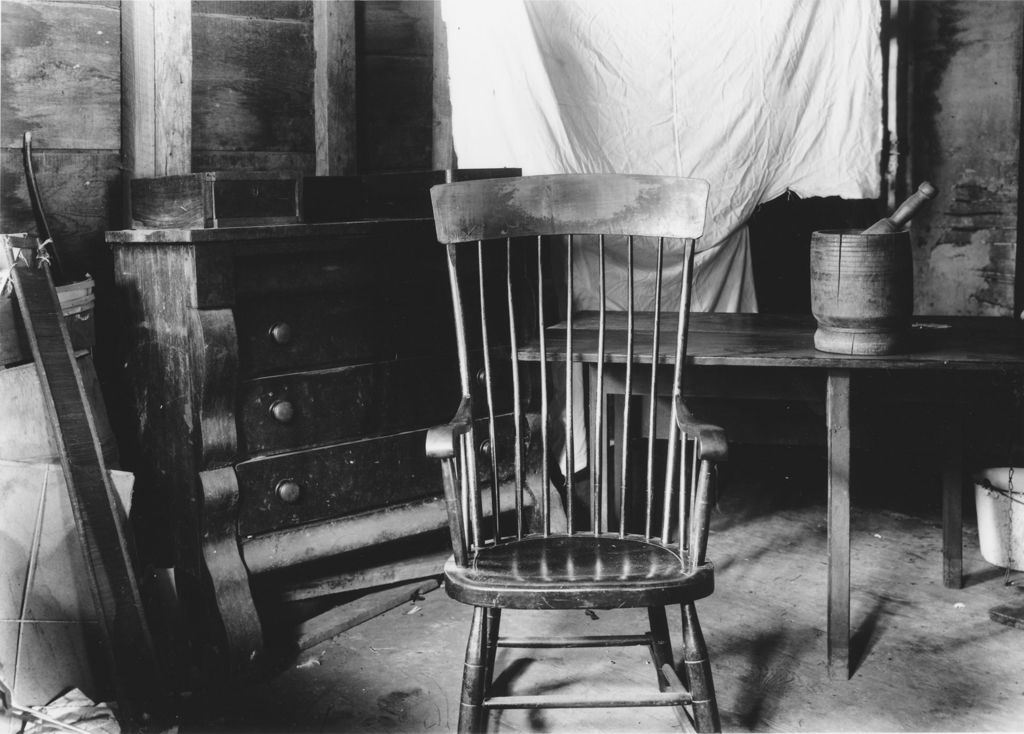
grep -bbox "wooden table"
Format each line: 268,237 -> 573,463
530,312 -> 1024,679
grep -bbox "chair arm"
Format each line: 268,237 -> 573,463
675,394 -> 729,463
425,396 -> 474,459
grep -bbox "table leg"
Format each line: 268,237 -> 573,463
826,369 -> 851,680
942,409 -> 964,589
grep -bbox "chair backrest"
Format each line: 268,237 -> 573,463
428,173 -> 714,569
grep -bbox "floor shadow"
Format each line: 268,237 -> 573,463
728,629 -> 804,730
488,655 -> 536,697
487,656 -> 571,733
849,595 -> 889,676
962,564 -> 1010,589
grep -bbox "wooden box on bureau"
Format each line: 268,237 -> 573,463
108,169 -> 519,676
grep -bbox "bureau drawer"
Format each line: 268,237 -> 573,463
235,413 -> 528,537
234,287 -> 454,375
232,240 -> 449,299
231,234 -> 526,375
239,350 -> 515,455
235,428 -> 443,536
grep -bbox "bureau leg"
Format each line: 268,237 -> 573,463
200,467 -> 264,676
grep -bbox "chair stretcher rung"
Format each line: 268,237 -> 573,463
484,690 -> 692,710
498,634 -> 650,648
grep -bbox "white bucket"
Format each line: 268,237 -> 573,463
974,467 -> 1024,571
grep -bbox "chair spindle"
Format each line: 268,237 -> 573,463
477,242 -> 501,541
592,234 -> 607,535
565,235 -> 575,533
463,431 -> 482,550
619,235 -> 635,538
537,235 -> 550,537
645,237 -> 666,540
662,239 -> 696,546
506,239 -> 525,540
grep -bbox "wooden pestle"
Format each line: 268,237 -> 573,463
862,182 -> 937,234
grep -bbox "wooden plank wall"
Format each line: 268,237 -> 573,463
2,0 -> 436,246
1,0 -> 122,282
191,1 -> 315,173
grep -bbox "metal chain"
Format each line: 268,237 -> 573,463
1005,466 -> 1016,585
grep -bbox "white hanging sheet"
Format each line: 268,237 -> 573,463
442,0 -> 883,313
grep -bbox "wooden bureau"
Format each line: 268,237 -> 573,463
108,170 -> 518,676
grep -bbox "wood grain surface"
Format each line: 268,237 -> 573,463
1,0 -> 120,149
192,8 -> 313,154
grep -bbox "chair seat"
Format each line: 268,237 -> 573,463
444,534 -> 714,609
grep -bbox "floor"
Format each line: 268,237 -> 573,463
181,447 -> 1024,732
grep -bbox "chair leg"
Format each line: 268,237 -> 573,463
647,606 -> 675,690
484,608 -> 502,686
459,606 -> 488,733
681,602 -> 721,733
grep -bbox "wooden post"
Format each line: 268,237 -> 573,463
121,0 -> 191,179
432,0 -> 456,170
314,0 -> 357,176
826,369 -> 851,680
121,0 -> 155,182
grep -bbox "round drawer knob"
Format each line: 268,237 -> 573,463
269,322 -> 292,345
479,439 -> 492,458
275,479 -> 302,504
475,368 -> 487,387
269,399 -> 295,423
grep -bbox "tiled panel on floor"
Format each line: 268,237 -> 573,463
11,621 -> 105,707
0,461 -> 133,710
0,460 -> 45,622
0,622 -> 20,734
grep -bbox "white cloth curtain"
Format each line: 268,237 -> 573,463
441,0 -> 883,314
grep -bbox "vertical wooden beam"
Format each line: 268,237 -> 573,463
154,1 -> 192,176
121,0 -> 192,181
314,0 -> 357,176
432,0 -> 456,170
121,0 -> 155,181
826,369 -> 851,681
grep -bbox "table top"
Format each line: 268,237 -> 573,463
521,312 -> 1024,371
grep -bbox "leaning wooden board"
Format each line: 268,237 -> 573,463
108,169 -> 520,677
6,248 -> 165,725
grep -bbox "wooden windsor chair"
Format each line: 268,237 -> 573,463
427,173 -> 726,733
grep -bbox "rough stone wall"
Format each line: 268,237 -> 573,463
909,1 -> 1022,316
